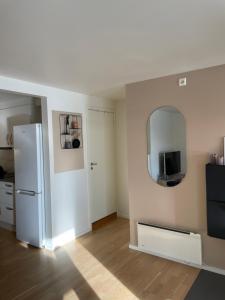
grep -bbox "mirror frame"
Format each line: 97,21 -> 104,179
147,105 -> 187,187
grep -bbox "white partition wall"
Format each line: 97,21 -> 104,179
0,76 -> 91,249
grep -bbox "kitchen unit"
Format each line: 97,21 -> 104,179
0,92 -> 44,247
0,92 -> 42,148
0,177 -> 15,228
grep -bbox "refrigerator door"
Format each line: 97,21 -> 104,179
14,124 -> 43,193
16,190 -> 43,247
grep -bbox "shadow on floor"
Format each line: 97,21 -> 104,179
0,228 -> 100,300
0,218 -> 198,299
77,218 -> 199,299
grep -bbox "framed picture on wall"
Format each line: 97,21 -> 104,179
59,113 -> 83,149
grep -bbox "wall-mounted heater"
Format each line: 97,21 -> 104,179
137,222 -> 202,266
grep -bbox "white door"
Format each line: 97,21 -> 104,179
88,110 -> 116,223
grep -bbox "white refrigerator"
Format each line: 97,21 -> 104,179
14,124 -> 45,248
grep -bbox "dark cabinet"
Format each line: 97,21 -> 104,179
206,164 -> 225,239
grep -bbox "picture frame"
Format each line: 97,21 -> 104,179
59,113 -> 83,150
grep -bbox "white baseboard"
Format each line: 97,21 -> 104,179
129,244 -> 139,251
75,226 -> 92,239
117,212 -> 130,219
46,227 -> 91,251
129,244 -> 225,276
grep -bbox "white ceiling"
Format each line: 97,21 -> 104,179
0,0 -> 225,99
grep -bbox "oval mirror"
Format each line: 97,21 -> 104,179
147,106 -> 186,187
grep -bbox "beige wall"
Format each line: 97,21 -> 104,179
52,111 -> 84,173
126,64 -> 225,269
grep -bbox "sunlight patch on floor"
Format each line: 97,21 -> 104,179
64,243 -> 139,300
18,241 -> 29,248
42,248 -> 57,259
63,289 -> 79,300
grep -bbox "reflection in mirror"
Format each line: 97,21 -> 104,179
147,106 -> 186,187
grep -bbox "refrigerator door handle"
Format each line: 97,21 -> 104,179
16,190 -> 36,196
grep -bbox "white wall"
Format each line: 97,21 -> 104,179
0,76 -> 130,249
0,76 -> 91,249
47,95 -> 90,249
87,96 -> 116,111
115,100 -> 129,219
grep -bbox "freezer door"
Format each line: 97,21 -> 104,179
14,124 -> 43,193
16,191 -> 43,247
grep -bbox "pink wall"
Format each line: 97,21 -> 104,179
126,64 -> 225,269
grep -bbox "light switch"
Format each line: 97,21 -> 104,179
179,77 -> 187,87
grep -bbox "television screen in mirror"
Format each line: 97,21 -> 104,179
147,106 -> 186,187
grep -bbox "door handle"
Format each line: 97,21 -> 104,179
5,192 -> 13,195
4,184 -> 12,188
90,162 -> 97,170
6,207 -> 14,211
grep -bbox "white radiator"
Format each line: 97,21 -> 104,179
137,223 -> 202,265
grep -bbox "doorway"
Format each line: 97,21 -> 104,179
87,109 -> 117,226
0,91 -> 49,248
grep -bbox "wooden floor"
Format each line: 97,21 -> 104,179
0,218 -> 199,300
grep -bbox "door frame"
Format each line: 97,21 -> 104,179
0,87 -> 50,248
87,107 -> 116,225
